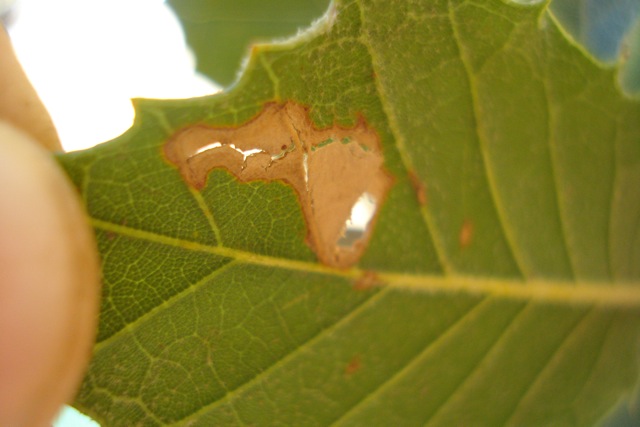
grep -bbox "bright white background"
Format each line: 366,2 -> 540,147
8,0 -> 218,152
6,0 -> 218,425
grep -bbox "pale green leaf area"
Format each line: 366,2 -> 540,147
58,0 -> 640,425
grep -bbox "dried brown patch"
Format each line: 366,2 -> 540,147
345,355 -> 361,376
408,171 -> 427,206
164,101 -> 392,268
459,219 -> 474,249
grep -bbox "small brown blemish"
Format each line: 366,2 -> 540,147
345,355 -> 361,376
620,42 -> 630,61
459,219 -> 474,249
353,270 -> 379,291
164,101 -> 392,268
408,171 -> 427,206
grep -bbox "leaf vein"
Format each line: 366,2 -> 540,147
422,300 -> 529,426
168,288 -> 390,426
94,259 -> 238,353
447,0 -> 529,278
540,54 -> 578,279
328,297 -> 488,426
354,0 -> 452,275
607,122 -> 620,280
190,186 -> 224,246
569,313 -> 616,407
501,307 -> 593,425
90,218 -> 640,307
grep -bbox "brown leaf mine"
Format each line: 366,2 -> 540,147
164,102 -> 392,268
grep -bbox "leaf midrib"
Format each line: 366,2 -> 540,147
92,218 -> 640,309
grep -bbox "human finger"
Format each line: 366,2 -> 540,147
0,122 -> 100,427
0,25 -> 60,151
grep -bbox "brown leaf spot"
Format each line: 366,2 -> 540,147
459,219 -> 474,249
408,171 -> 427,206
345,355 -> 361,376
353,270 -> 379,291
164,101 -> 392,268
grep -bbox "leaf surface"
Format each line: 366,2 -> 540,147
60,0 -> 640,425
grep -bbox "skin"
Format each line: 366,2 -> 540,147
0,27 -> 60,151
0,27 -> 101,427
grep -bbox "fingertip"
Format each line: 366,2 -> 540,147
0,122 -> 100,426
0,25 -> 61,151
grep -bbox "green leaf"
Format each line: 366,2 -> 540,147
167,0 -> 331,86
59,0 -> 640,425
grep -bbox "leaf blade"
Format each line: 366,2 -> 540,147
58,0 -> 640,425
